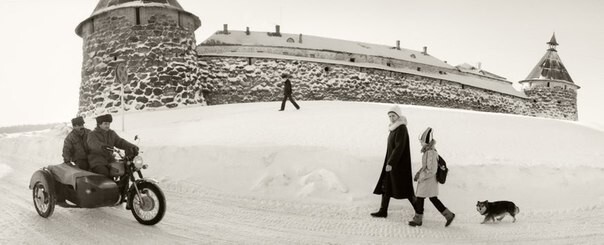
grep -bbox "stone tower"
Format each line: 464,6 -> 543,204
519,34 -> 580,120
75,0 -> 205,116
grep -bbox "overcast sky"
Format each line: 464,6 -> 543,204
0,0 -> 602,127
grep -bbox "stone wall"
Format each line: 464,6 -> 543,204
78,7 -> 206,117
525,86 -> 578,120
200,56 -> 540,116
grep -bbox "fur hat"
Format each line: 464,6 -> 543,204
71,116 -> 84,126
420,127 -> 433,144
96,114 -> 113,124
387,105 -> 402,117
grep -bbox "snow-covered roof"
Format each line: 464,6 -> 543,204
199,30 -> 455,70
524,49 -> 574,84
76,0 -> 200,37
91,0 -> 184,16
456,63 -> 508,81
201,52 -> 527,98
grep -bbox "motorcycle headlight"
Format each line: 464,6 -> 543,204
133,155 -> 144,169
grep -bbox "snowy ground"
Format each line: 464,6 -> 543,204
1,101 -> 604,244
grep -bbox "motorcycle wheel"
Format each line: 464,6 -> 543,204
128,182 -> 166,225
32,181 -> 55,218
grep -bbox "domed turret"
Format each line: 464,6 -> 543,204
76,0 -> 205,116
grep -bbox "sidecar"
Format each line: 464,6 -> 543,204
29,163 -> 120,217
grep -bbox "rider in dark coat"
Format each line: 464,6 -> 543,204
62,116 -> 91,170
371,105 -> 417,218
87,114 -> 137,177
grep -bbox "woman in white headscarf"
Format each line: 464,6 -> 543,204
371,105 -> 418,219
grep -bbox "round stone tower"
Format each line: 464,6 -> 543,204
519,34 -> 580,120
75,0 -> 205,116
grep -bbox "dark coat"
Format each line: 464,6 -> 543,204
283,80 -> 292,96
373,124 -> 415,199
87,127 -> 135,169
62,128 -> 91,163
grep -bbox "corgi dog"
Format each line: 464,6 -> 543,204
476,200 -> 519,224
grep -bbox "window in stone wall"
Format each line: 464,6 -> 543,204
417,67 -> 421,72
410,54 -> 416,59
547,82 -> 550,87
350,58 -> 356,62
324,66 -> 330,73
89,19 -> 95,34
177,12 -> 181,28
136,8 -> 141,25
461,85 -> 465,89
248,58 -> 252,65
287,38 -> 295,43
387,62 -> 392,67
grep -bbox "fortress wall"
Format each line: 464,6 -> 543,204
199,56 -> 542,117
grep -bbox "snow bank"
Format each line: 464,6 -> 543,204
2,101 -> 603,210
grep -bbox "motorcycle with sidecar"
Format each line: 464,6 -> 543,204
29,142 -> 166,225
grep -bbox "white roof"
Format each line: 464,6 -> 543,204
199,30 -> 455,69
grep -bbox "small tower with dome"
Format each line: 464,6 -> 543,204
519,33 -> 580,120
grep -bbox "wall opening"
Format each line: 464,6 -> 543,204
417,67 -> 421,72
135,8 -> 141,25
177,12 -> 182,28
324,66 -> 330,73
349,58 -> 356,62
286,37 -> 295,43
248,57 -> 252,65
91,18 -> 95,34
386,62 -> 392,67
547,82 -> 550,87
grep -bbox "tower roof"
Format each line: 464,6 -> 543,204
91,0 -> 184,16
76,0 -> 200,37
524,35 -> 574,83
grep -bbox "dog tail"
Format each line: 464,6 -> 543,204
515,206 -> 520,215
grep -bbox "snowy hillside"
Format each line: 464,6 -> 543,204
1,101 -> 604,244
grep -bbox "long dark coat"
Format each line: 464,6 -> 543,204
87,127 -> 135,170
283,79 -> 293,96
62,128 -> 91,167
373,124 -> 415,199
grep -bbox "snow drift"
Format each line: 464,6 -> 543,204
1,101 -> 603,244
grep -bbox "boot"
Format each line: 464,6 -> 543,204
370,209 -> 387,218
408,214 -> 423,227
442,209 -> 455,227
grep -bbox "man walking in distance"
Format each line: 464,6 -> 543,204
279,74 -> 300,111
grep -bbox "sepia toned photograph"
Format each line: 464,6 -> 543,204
1,0 -> 603,244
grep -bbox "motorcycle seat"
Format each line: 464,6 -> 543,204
48,163 -> 102,188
